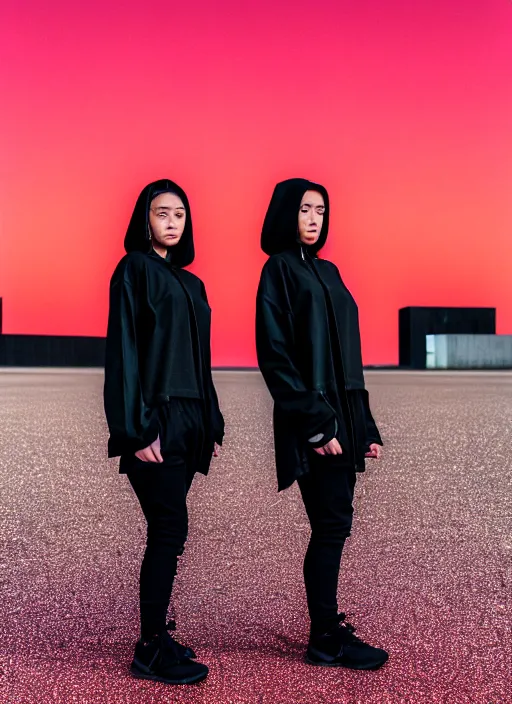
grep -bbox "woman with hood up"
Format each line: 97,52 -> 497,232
256,178 -> 388,671
104,179 -> 224,685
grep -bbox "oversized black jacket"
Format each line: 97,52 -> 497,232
104,179 -> 224,473
256,179 -> 382,491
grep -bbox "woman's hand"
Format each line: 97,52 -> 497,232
314,437 -> 343,456
135,435 -> 164,463
213,443 -> 220,457
365,443 -> 383,459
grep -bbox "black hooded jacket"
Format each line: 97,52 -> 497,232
104,179 -> 224,471
256,178 -> 382,491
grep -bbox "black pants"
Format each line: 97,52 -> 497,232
123,398 -> 205,640
297,454 -> 357,635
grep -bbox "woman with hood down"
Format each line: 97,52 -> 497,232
256,178 -> 388,671
104,179 -> 224,685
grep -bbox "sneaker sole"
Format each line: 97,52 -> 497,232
130,664 -> 208,685
305,653 -> 389,671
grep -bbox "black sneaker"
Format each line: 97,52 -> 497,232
306,613 -> 388,671
130,630 -> 208,685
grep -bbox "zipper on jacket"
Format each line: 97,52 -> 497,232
305,252 -> 357,462
170,267 -> 211,424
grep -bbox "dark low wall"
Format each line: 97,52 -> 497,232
0,335 -> 106,367
0,306 -> 498,370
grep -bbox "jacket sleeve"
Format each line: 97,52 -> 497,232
361,389 -> 383,448
256,263 -> 336,438
103,260 -> 159,457
200,281 -> 225,446
209,380 -> 225,446
308,416 -> 338,447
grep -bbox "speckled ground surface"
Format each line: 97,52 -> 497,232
0,370 -> 510,704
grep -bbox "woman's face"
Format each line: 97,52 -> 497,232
298,190 -> 325,246
149,192 -> 186,255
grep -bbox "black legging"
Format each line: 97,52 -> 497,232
124,398 -> 204,640
297,456 -> 357,635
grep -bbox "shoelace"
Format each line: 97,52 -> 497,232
337,613 -> 362,642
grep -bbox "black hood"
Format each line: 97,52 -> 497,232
261,178 -> 330,256
124,179 -> 195,267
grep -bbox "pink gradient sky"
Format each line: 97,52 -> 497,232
1,0 -> 511,364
